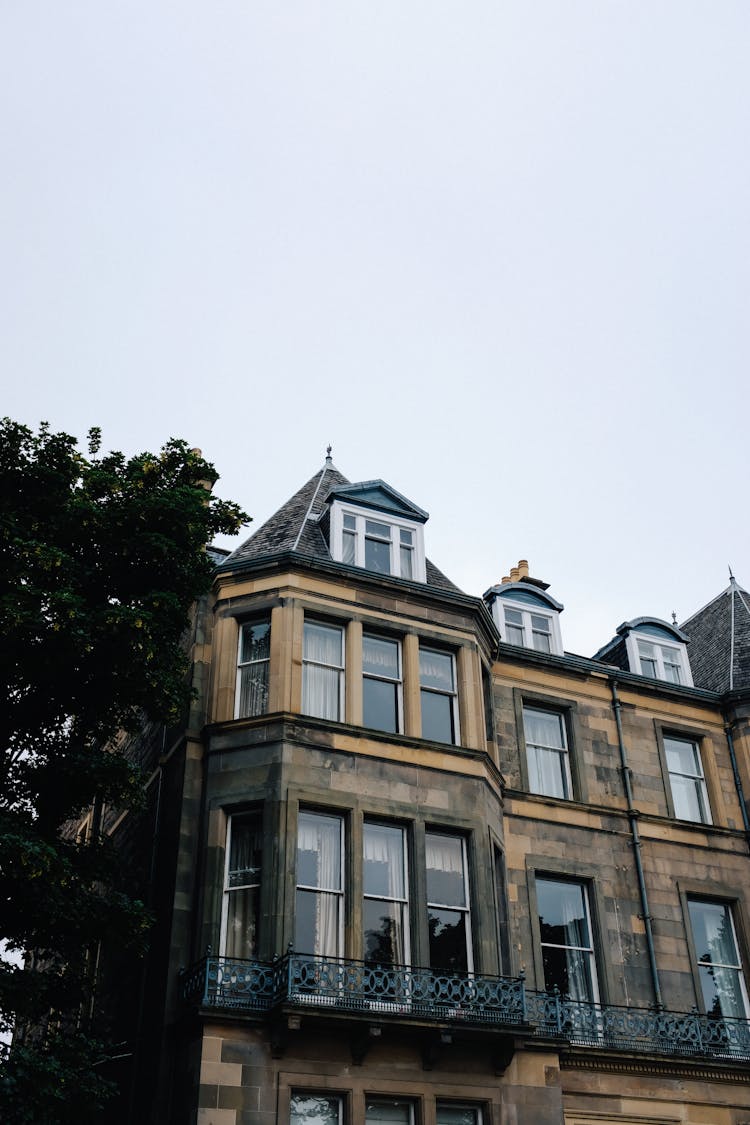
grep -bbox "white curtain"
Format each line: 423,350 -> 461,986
524,710 -> 566,798
303,624 -> 342,720
364,824 -> 404,898
298,814 -> 341,957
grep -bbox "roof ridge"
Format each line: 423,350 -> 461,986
292,464 -> 331,551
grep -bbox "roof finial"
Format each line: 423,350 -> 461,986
729,563 -> 735,581
325,444 -> 333,465
671,610 -> 677,625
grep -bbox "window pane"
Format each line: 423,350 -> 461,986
426,835 -> 466,907
364,679 -> 398,732
238,662 -> 269,717
366,1100 -> 413,1125
365,519 -> 391,538
364,823 -> 405,898
342,530 -> 356,565
428,907 -> 469,971
524,708 -> 564,749
291,1094 -> 341,1125
305,622 -> 342,665
537,880 -> 590,948
343,514 -> 356,530
419,649 -> 454,691
363,636 -> 399,678
240,620 -> 270,663
302,664 -> 341,720
294,889 -> 340,956
365,536 -> 391,574
225,887 -> 260,959
228,817 -> 262,887
436,1106 -> 480,1125
364,898 -> 407,964
671,775 -> 705,821
297,812 -> 341,889
665,738 -> 701,775
400,544 -> 413,579
504,608 -> 523,625
527,747 -> 567,798
541,943 -> 597,1002
421,690 -> 454,743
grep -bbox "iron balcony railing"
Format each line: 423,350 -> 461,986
181,953 -> 750,1062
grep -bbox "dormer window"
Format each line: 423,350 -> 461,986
484,565 -> 564,656
340,511 -> 417,579
327,481 -> 428,583
620,619 -> 693,686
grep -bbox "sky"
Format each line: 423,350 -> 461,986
2,2 -> 749,658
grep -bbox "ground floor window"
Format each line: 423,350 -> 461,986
290,1094 -> 343,1125
436,1105 -> 483,1125
365,1100 -> 414,1125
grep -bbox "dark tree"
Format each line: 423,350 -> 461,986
0,419 -> 248,1122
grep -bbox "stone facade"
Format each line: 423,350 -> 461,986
97,464 -> 750,1125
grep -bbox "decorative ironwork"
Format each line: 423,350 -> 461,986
181,956 -> 750,1062
526,990 -> 750,1060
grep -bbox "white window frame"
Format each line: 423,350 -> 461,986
302,621 -> 345,721
419,646 -> 460,746
536,876 -> 600,1004
664,735 -> 712,824
234,617 -> 271,718
295,810 -> 345,958
220,811 -> 263,960
329,501 -> 426,583
362,634 -> 403,734
626,631 -> 693,686
687,898 -> 750,1019
522,706 -> 572,800
363,821 -> 411,967
495,598 -> 563,655
425,831 -> 474,974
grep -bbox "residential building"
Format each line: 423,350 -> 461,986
97,458 -> 750,1125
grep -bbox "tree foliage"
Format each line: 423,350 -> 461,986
0,419 -> 248,1121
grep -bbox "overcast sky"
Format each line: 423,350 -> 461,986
2,3 -> 748,657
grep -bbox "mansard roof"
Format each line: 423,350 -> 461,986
225,460 -> 460,593
681,578 -> 750,693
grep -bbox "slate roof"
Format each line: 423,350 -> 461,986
224,461 -> 461,594
681,580 -> 750,693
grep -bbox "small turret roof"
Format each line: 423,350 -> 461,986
225,461 -> 460,593
681,578 -> 750,692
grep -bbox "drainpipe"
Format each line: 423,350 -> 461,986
723,716 -> 750,836
610,678 -> 663,1010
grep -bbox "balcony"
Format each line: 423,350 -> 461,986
181,953 -> 526,1028
181,954 -> 750,1063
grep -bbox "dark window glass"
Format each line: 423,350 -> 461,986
363,635 -> 400,733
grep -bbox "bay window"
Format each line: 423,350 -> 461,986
426,832 -> 472,972
221,813 -> 262,959
363,822 -> 409,966
419,647 -> 458,744
303,621 -> 345,721
362,634 -> 402,734
295,811 -> 344,957
235,618 -> 270,718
